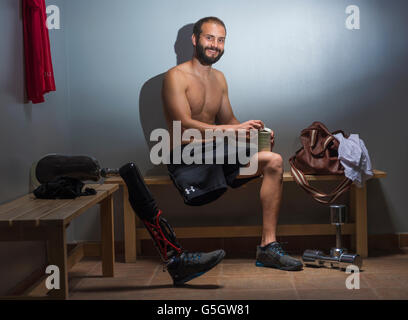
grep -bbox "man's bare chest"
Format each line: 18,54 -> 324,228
185,78 -> 223,120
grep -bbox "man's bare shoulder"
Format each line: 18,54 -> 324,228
164,62 -> 192,80
164,66 -> 182,80
212,68 -> 225,79
164,65 -> 192,93
212,68 -> 228,89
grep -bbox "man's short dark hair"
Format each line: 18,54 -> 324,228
193,17 -> 226,40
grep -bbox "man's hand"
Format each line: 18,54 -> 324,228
235,120 -> 264,131
270,129 -> 275,151
234,120 -> 265,142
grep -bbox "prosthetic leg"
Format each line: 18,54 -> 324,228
117,163 -> 225,284
118,163 -> 184,262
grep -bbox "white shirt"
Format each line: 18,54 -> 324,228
334,133 -> 373,188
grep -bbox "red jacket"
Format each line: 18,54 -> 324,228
23,0 -> 56,104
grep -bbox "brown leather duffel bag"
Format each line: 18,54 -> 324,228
289,121 -> 352,204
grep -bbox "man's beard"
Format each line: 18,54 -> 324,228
195,41 -> 224,66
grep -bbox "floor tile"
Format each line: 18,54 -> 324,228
292,274 -> 370,290
222,263 -> 291,277
218,276 -> 294,290
215,289 -> 298,300
374,288 -> 408,300
362,274 -> 408,289
296,288 -> 378,300
67,254 -> 408,300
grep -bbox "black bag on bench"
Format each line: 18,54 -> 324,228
33,177 -> 96,199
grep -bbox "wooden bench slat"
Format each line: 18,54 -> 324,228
0,185 -> 105,225
39,184 -> 118,225
41,191 -> 106,225
0,195 -> 35,215
104,169 -> 387,185
0,184 -> 111,219
0,184 -> 117,227
136,223 -> 357,239
0,198 -> 56,222
0,199 -> 72,227
91,183 -> 118,193
8,199 -> 75,227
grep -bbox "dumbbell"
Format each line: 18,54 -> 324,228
302,205 -> 362,270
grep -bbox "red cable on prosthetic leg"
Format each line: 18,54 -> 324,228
143,210 -> 183,262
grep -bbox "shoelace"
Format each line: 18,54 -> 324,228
268,242 -> 288,256
182,252 -> 202,264
163,252 -> 203,272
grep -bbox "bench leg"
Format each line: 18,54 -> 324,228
100,195 -> 115,277
351,183 -> 368,258
123,186 -> 137,262
46,225 -> 68,300
136,220 -> 142,256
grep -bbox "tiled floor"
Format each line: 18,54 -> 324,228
69,249 -> 408,300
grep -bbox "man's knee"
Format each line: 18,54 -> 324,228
264,153 -> 283,174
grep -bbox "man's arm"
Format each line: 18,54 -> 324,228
215,72 -> 265,132
215,72 -> 240,125
215,72 -> 276,148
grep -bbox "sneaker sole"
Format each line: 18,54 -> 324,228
255,261 -> 303,271
173,251 -> 226,286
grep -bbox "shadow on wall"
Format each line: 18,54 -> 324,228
367,179 -> 395,235
139,24 -> 194,176
3,0 -> 27,106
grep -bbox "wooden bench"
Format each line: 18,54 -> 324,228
0,183 -> 119,300
105,170 -> 386,262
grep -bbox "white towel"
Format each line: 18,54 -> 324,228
334,133 -> 373,188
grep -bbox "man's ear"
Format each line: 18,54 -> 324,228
192,34 -> 197,47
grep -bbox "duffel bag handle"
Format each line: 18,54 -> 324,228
305,122 -> 342,157
308,131 -> 336,156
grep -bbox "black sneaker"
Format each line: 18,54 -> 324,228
256,242 -> 303,271
167,250 -> 225,286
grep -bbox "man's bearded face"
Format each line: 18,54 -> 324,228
195,39 -> 224,65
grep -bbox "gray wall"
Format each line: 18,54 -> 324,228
1,0 -> 407,293
0,0 -> 71,295
63,0 -> 408,241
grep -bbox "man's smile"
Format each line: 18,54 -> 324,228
206,48 -> 219,55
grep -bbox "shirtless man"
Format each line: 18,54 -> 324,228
162,17 -> 303,275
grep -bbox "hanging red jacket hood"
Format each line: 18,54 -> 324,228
23,0 -> 56,104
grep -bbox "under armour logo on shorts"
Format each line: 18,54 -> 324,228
184,186 -> 196,195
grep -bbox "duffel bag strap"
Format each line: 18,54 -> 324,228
289,157 -> 353,204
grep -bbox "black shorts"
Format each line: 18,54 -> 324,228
167,140 -> 260,206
